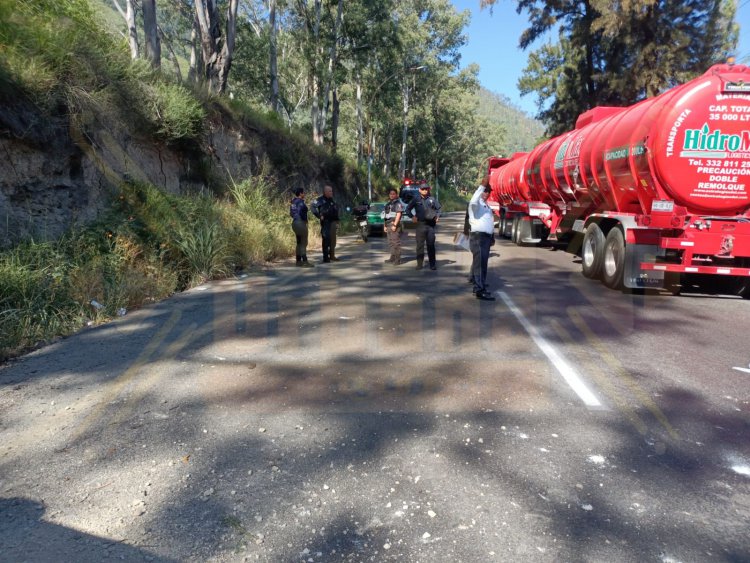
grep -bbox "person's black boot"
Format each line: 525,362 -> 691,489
295,255 -> 302,267
300,255 -> 314,268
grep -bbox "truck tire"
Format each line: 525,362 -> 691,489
499,213 -> 508,238
516,215 -> 532,246
581,224 -> 605,279
602,227 -> 626,290
511,216 -> 520,244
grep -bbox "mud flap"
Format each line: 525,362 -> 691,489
624,244 -> 665,289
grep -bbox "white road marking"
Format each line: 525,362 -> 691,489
497,291 -> 603,408
732,364 -> 750,374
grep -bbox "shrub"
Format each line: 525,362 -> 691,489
148,81 -> 205,143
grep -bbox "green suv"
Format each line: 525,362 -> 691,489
366,202 -> 385,235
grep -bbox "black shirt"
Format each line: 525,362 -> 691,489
311,195 -> 339,222
404,194 -> 441,226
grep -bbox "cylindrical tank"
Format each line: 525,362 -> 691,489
492,64 -> 750,216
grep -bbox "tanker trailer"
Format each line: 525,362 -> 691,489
489,62 -> 750,295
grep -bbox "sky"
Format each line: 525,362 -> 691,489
452,0 -> 750,117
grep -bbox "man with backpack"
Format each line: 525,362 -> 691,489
310,185 -> 340,263
404,184 -> 441,270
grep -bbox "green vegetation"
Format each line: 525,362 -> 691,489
0,180 -> 306,360
481,0 -> 738,135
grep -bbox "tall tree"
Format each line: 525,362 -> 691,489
195,0 -> 240,94
482,0 -> 738,134
269,0 -> 280,113
142,0 -> 161,69
112,0 -> 139,59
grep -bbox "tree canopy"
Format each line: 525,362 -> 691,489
483,0 -> 739,136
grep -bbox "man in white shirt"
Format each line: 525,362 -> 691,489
468,177 -> 496,301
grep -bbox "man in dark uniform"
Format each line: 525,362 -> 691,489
310,184 -> 340,263
404,184 -> 441,270
383,188 -> 404,265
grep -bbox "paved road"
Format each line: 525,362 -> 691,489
1,213 -> 749,562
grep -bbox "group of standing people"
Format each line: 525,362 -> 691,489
289,184 -> 340,267
290,180 -> 496,301
290,183 -> 442,270
381,185 -> 442,269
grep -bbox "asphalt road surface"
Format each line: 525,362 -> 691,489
1,212 -> 749,562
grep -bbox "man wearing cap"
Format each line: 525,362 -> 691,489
404,184 -> 442,270
468,176 -> 496,300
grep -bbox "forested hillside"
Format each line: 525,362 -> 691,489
475,88 -> 544,154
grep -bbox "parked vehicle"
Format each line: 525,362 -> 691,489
367,202 -> 386,234
352,203 -> 370,242
399,178 -> 427,205
488,61 -> 750,295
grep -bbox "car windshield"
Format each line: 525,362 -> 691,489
369,203 -> 385,212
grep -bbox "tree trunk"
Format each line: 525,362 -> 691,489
159,26 -> 182,81
399,81 -> 410,179
309,0 -> 323,144
269,0 -> 280,113
317,0 -> 343,144
331,87 -> 340,152
142,0 -> 161,69
311,73 -> 321,144
195,0 -> 239,95
355,73 -> 363,166
384,131 -> 391,177
112,0 -> 139,59
188,21 -> 199,84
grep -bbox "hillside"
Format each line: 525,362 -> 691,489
476,87 -> 545,154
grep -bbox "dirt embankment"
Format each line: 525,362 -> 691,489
0,96 -> 358,249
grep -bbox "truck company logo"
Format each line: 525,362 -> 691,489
680,123 -> 750,158
554,139 -> 571,169
724,81 -> 750,93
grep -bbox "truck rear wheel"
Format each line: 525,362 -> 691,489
736,278 -> 750,299
499,213 -> 508,238
516,215 -> 532,246
602,228 -> 626,290
581,224 -> 605,279
511,216 -> 520,244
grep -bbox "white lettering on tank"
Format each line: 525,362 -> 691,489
666,109 -> 692,157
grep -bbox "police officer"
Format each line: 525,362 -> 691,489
404,184 -> 441,270
310,184 -> 340,263
383,188 -> 404,265
290,187 -> 314,267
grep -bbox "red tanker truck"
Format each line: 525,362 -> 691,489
488,62 -> 750,295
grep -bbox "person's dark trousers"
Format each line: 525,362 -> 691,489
469,233 -> 480,283
292,219 -> 309,262
416,223 -> 437,268
386,223 -> 401,263
471,232 -> 493,294
321,220 -> 334,261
